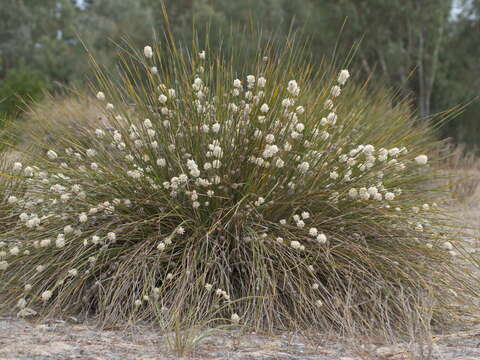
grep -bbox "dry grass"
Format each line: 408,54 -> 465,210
12,94 -> 111,149
435,143 -> 480,203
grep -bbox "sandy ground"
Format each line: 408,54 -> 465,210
1,316 -> 480,359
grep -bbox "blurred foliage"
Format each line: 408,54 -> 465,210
0,0 -> 478,148
0,67 -> 49,119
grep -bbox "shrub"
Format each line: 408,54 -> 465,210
0,67 -> 49,120
0,34 -> 476,335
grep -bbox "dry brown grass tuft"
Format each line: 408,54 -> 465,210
13,94 -> 111,149
435,143 -> 480,204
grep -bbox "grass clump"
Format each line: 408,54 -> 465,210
11,94 -> 110,151
0,32 -> 476,336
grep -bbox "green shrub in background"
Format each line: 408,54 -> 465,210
0,67 -> 49,120
0,29 -> 477,338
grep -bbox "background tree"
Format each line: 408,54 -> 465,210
435,0 -> 480,147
